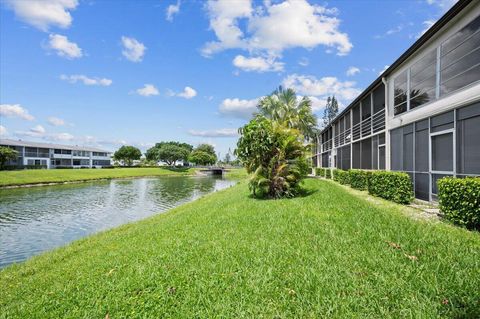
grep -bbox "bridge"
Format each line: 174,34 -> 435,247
198,166 -> 229,175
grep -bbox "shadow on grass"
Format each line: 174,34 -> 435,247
162,166 -> 191,173
247,186 -> 318,201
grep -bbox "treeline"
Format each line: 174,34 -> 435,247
113,142 -> 236,167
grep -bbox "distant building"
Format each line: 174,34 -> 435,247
313,0 -> 480,201
0,139 -> 112,169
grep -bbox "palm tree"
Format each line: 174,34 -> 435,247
256,86 -> 318,140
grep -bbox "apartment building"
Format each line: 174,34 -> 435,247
0,139 -> 112,169
314,0 -> 480,201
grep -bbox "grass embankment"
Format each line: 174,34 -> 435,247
0,167 -> 196,187
1,179 -> 479,317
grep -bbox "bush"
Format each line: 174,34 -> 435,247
332,169 -> 340,182
325,169 -> 332,179
349,169 -> 370,190
438,177 -> 480,230
368,171 -> 413,204
335,169 -> 350,185
315,167 -> 325,177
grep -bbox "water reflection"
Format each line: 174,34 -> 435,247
0,176 -> 235,268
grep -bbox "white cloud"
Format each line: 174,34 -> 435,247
188,128 -> 238,138
47,117 -> 66,126
121,36 -> 146,62
48,34 -> 82,59
166,1 -> 181,21
30,125 -> 46,134
346,66 -> 360,76
5,0 -> 78,32
233,55 -> 284,72
416,20 -> 436,38
169,86 -> 197,99
0,125 -> 7,136
60,74 -> 112,86
282,74 -> 362,103
136,84 -> 159,97
177,86 -> 197,99
0,104 -> 35,121
426,0 -> 457,10
378,65 -> 390,75
219,98 -> 259,119
202,0 -> 352,57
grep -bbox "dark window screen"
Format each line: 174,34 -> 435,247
457,103 -> 480,174
361,138 -> 372,169
403,125 -> 414,171
372,135 -> 379,169
391,127 -> 402,171
341,145 -> 351,170
415,121 -> 429,172
373,84 -> 385,113
432,133 -> 453,172
352,142 -> 360,169
353,104 -> 360,125
379,146 -> 386,170
415,173 -> 429,200
431,111 -> 454,133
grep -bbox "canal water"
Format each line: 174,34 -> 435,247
0,176 -> 236,268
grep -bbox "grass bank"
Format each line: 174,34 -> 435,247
1,179 -> 479,317
0,167 -> 196,187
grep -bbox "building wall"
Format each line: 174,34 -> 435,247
315,2 -> 480,201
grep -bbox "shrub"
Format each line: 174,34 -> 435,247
349,169 -> 370,190
325,169 -> 332,179
332,169 -> 340,182
368,171 -> 413,204
315,167 -> 325,177
438,177 -> 480,230
335,169 -> 350,185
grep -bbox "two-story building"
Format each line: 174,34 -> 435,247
0,139 -> 112,169
314,0 -> 480,201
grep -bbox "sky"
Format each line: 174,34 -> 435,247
0,0 -> 457,158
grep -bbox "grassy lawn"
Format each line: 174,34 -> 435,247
0,167 -> 197,187
1,179 -> 479,318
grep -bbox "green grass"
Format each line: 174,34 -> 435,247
0,167 -> 196,187
224,167 -> 248,180
1,179 -> 479,318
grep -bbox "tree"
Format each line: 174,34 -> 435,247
322,95 -> 339,127
145,142 -> 193,165
257,86 -> 318,140
0,146 -> 18,170
113,146 -> 142,166
223,148 -> 232,164
189,150 -> 216,166
235,117 -> 307,199
189,144 -> 217,166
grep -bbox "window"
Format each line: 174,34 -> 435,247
373,84 -> 385,113
432,133 -> 453,172
394,70 -> 408,115
440,14 -> 480,95
410,49 -> 436,109
456,102 -> 480,174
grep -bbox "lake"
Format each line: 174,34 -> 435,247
0,175 -> 236,268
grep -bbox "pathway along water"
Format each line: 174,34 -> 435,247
0,175 -> 235,268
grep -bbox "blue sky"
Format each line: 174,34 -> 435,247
0,0 -> 456,157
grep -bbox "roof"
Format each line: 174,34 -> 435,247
0,139 -> 111,153
319,0 -> 473,135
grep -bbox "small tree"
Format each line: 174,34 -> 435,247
0,146 -> 18,170
113,146 -> 142,166
322,95 -> 339,127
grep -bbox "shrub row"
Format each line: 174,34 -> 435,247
349,169 -> 371,190
325,169 -> 332,179
334,169 -> 350,185
315,167 -> 326,177
368,171 -> 413,204
438,177 -> 480,230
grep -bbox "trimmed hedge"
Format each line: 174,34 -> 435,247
315,168 -> 326,177
368,171 -> 413,204
325,169 -> 332,179
336,169 -> 350,185
438,177 -> 480,230
349,169 -> 370,190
